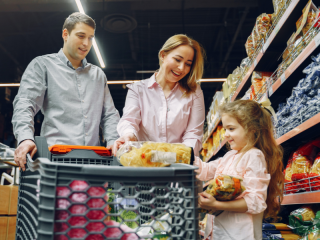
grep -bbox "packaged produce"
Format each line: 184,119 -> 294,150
251,71 -> 272,96
291,155 -> 312,181
200,175 -> 246,215
309,153 -> 320,190
116,141 -> 192,167
273,0 -> 286,16
289,207 -> 315,236
240,57 -> 250,73
254,13 -> 273,41
245,30 -> 259,58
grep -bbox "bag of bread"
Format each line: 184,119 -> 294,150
251,71 -> 272,97
289,206 -> 315,236
116,141 -> 193,167
291,154 -> 312,181
284,155 -> 298,194
200,175 -> 246,215
309,153 -> 320,191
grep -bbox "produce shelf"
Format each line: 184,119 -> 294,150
231,0 -> 306,101
282,191 -> 320,205
269,31 -> 320,97
205,139 -> 227,162
276,112 -> 320,145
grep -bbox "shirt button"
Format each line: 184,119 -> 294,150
82,100 -> 84,103
78,84 -> 81,87
86,133 -> 88,136
84,115 -> 87,118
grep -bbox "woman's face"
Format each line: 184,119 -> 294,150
160,45 -> 194,83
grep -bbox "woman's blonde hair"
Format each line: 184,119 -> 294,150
219,100 -> 284,221
158,34 -> 205,96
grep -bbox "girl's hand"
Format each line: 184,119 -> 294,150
198,192 -> 218,210
112,133 -> 138,156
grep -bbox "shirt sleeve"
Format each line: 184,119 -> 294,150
240,150 -> 271,215
193,156 -> 222,181
101,74 -> 121,146
182,85 -> 205,156
12,58 -> 47,144
117,84 -> 141,139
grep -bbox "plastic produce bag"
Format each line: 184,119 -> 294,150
251,71 -> 272,96
289,207 -> 315,236
273,0 -> 286,16
116,141 -> 192,167
291,155 -> 313,181
254,13 -> 273,41
200,175 -> 246,215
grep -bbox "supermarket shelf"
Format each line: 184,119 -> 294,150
205,139 -> 227,162
231,0 -> 308,101
276,112 -> 320,145
269,32 -> 320,97
202,118 -> 221,145
282,191 -> 320,205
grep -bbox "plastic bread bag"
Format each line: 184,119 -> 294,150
251,71 -> 272,96
291,154 -> 312,181
273,0 -> 285,16
116,141 -> 193,167
200,175 -> 246,215
309,153 -> 320,190
255,13 -> 273,41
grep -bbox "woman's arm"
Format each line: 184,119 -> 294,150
182,86 -> 205,155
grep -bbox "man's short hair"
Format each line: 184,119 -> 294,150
62,12 -> 96,33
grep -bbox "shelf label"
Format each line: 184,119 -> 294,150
281,73 -> 286,84
275,24 -> 280,35
254,59 -> 257,67
268,87 -> 273,97
315,32 -> 320,47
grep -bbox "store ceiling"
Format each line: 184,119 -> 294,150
0,0 -> 273,115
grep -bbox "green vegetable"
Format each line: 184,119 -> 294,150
119,210 -> 139,229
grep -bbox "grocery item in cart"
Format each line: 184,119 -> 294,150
200,175 -> 246,215
116,141 -> 192,167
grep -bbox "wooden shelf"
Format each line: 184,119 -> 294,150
276,112 -> 320,145
282,191 -> 320,205
269,31 -> 320,97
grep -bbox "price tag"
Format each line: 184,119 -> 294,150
254,59 -> 257,67
315,32 -> 320,47
281,73 -> 286,84
275,24 -> 280,35
263,40 -> 270,53
268,87 -> 273,97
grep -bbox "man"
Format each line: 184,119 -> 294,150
12,12 -> 120,170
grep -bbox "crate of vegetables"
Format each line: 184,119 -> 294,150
15,147 -> 200,240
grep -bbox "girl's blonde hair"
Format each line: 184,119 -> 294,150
158,34 -> 205,96
219,100 -> 284,220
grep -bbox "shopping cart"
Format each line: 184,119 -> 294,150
15,137 -> 200,240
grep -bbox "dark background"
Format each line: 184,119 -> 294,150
0,0 -> 274,146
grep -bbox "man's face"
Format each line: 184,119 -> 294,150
62,22 -> 94,62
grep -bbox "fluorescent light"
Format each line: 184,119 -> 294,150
92,38 -> 105,68
75,0 -> 106,68
0,84 -> 20,87
75,0 -> 85,14
136,70 -> 156,73
199,78 -> 226,82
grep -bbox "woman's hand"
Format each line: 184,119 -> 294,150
198,191 -> 219,211
112,133 -> 138,156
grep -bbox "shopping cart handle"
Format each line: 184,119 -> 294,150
26,153 -> 50,172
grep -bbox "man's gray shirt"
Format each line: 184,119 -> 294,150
12,49 -> 120,147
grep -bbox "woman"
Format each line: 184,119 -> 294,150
113,34 -> 205,156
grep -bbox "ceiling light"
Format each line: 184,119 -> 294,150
199,79 -> 226,82
136,70 -> 156,73
0,84 -> 20,87
75,0 -> 106,68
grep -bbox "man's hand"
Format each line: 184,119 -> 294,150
14,140 -> 37,171
112,133 -> 138,156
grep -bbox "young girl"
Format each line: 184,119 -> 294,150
195,100 -> 284,240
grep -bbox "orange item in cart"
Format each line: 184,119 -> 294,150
49,145 -> 111,156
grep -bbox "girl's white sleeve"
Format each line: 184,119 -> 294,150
193,156 -> 222,181
240,149 -> 271,215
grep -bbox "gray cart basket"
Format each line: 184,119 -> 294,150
15,137 -> 200,240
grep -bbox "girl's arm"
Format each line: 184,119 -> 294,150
199,192 -> 248,213
182,86 -> 205,156
194,156 -> 222,181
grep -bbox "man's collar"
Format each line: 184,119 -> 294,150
58,48 -> 87,69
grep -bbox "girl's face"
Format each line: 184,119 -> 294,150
160,45 -> 194,83
222,113 -> 248,152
